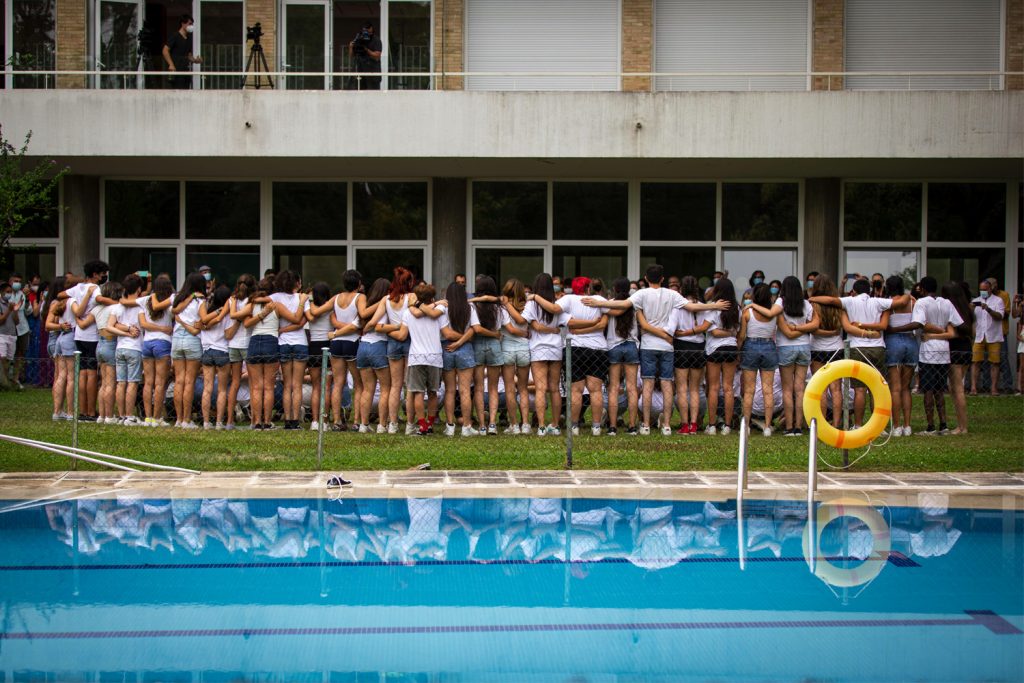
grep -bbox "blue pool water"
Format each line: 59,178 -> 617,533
0,494 -> 1021,682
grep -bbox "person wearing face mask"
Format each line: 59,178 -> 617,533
198,265 -> 215,296
742,270 -> 766,304
7,273 -> 29,389
0,282 -> 20,390
969,279 -> 1005,396
768,280 -> 782,305
870,273 -> 885,298
25,275 -> 44,385
805,272 -> 819,295
551,275 -> 565,300
162,14 -> 202,90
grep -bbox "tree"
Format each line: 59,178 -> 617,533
0,125 -> 68,250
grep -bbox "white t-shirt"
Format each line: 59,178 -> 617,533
111,303 -> 144,352
270,292 -> 306,345
971,294 -> 1005,343
522,300 -> 569,356
94,304 -> 115,338
139,296 -> 172,344
913,296 -> 964,364
607,307 -> 640,348
175,297 -> 202,334
501,305 -> 528,345
671,307 -> 705,345
228,297 -> 250,350
704,311 -> 738,354
66,282 -> 100,342
559,294 -> 607,350
251,303 -> 279,337
403,305 -> 444,367
840,293 -> 892,349
776,298 -> 814,347
629,287 -> 684,352
471,301 -> 504,335
200,310 -> 229,352
438,303 -> 480,336
307,299 -> 333,342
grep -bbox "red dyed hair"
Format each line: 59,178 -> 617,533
571,276 -> 591,296
388,266 -> 415,302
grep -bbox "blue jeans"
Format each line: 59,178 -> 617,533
777,343 -> 811,368
885,333 -> 919,368
115,348 -> 143,383
278,343 -> 308,363
740,338 -> 779,371
356,340 -> 389,370
608,341 -> 640,365
387,338 -> 411,360
443,342 -> 476,371
639,349 -> 673,381
473,336 -> 503,367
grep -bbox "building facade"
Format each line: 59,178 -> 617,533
2,0 -> 1022,293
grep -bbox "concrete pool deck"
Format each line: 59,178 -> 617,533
1,470 -> 1022,509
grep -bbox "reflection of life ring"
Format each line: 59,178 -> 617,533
802,497 -> 891,588
803,359 -> 891,449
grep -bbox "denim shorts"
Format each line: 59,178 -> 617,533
202,349 -> 230,368
329,339 -> 359,361
142,339 -> 172,359
740,338 -> 779,371
639,349 -> 674,381
278,343 -> 308,363
247,334 -> 279,365
473,336 -> 504,367
57,332 -> 77,357
356,340 -> 389,370
443,343 -> 477,371
777,343 -> 811,368
170,330 -> 202,361
228,347 -> 247,363
387,337 -> 411,360
608,341 -> 640,365
502,339 -> 531,367
115,348 -> 143,383
97,338 -> 117,366
885,333 -> 919,368
47,334 -> 57,359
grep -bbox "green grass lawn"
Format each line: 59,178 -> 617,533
0,388 -> 1021,472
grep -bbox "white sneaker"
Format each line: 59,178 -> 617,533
591,424 -> 602,436
181,421 -> 198,430
661,425 -> 672,437
462,426 -> 480,437
763,427 -> 773,437
721,425 -> 732,435
547,425 -> 561,436
504,424 -> 521,435
357,424 -> 371,434
215,422 -> 225,431
105,416 -> 119,425
705,425 -> 717,435
903,425 -> 912,437
405,423 -> 417,436
520,423 -> 532,435
376,424 -> 386,434
571,425 -> 580,436
443,423 -> 456,436
203,421 -> 214,430
537,426 -> 547,437
387,422 -> 399,434
311,420 -> 320,432
155,419 -> 170,428
174,421 -> 182,429
487,424 -> 498,436
52,413 -> 61,421
639,425 -> 651,436
126,416 -> 143,427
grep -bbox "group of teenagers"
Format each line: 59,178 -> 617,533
36,259 -> 1012,438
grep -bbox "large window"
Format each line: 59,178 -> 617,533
552,183 -> 628,241
640,183 -> 715,241
722,183 -> 798,242
352,181 -> 429,240
104,180 -> 180,240
927,183 -> 1006,242
475,248 -> 544,288
472,182 -> 547,241
845,249 -> 919,289
4,0 -> 56,89
6,181 -> 61,281
199,1 -> 244,90
843,182 -> 922,242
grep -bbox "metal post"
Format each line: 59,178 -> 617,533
842,345 -> 850,469
807,418 -> 818,496
317,347 -> 329,471
562,328 -> 573,470
72,351 -> 81,470
736,495 -> 746,572
736,416 -> 748,495
72,499 -> 80,596
563,497 -> 573,605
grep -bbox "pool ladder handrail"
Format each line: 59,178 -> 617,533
0,433 -> 200,474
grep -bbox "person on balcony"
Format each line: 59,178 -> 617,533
162,14 -> 203,90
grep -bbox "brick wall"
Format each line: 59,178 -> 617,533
1008,0 -> 1023,90
622,0 -> 653,92
56,0 -> 88,89
245,0 -> 277,88
812,0 -> 843,91
434,0 -> 464,90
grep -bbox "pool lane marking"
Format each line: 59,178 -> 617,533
0,552 -> 919,572
2,611 -> 1019,640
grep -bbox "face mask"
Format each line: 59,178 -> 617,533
743,299 -> 752,307
981,290 -> 990,299
185,24 -> 194,34
629,288 -> 638,295
553,285 -> 562,293
203,273 -> 212,281
872,280 -> 883,288
712,278 -> 719,286
806,281 -> 814,289
753,277 -> 763,286
30,285 -> 38,293
769,286 -> 779,296
1,294 -> 10,303
12,282 -> 22,292
97,275 -> 108,285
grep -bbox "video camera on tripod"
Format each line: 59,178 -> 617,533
241,22 -> 273,89
246,22 -> 264,44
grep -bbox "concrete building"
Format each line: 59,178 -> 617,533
2,0 -> 1022,294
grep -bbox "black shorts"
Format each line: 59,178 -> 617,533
949,338 -> 972,366
567,346 -> 608,383
706,347 -> 739,365
74,340 -> 98,371
330,339 -> 359,361
810,349 -> 842,365
673,340 -> 706,369
918,362 -> 949,393
308,340 -> 331,368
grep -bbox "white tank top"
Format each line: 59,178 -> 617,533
386,295 -> 408,326
228,297 -> 250,350
361,299 -> 388,345
252,303 -> 279,337
175,298 -> 202,332
888,311 -> 914,331
140,296 -> 172,343
307,300 -> 333,342
745,310 -> 777,340
332,294 -> 360,342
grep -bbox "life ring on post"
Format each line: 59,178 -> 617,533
803,359 -> 891,449
802,497 -> 891,588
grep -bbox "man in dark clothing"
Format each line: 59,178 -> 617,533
348,22 -> 382,90
162,14 -> 202,89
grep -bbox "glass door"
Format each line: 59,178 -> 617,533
387,0 -> 430,90
283,1 -> 330,89
6,0 -> 57,89
95,0 -> 144,89
198,0 -> 244,89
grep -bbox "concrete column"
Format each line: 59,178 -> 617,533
62,176 -> 101,274
803,178 -> 841,278
431,178 -> 467,288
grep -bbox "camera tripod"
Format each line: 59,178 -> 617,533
241,39 -> 274,89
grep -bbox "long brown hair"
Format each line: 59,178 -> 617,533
502,278 -> 526,313
610,277 -> 635,341
811,274 -> 842,332
148,274 -> 175,320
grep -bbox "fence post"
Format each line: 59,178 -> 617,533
317,347 -> 329,471
562,327 -> 573,470
842,344 -> 850,469
71,350 -> 81,470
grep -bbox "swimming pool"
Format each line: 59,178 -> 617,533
1,494 -> 1020,682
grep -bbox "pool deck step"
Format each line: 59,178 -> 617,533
0,470 -> 1021,507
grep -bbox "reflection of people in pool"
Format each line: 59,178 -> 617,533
889,505 -> 962,559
